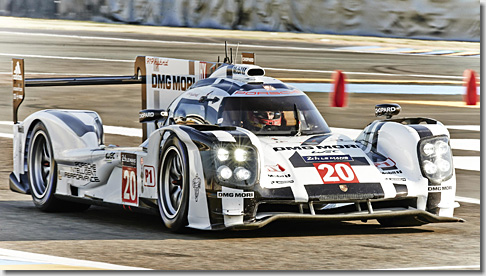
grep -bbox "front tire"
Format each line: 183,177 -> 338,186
158,136 -> 190,232
28,122 -> 89,212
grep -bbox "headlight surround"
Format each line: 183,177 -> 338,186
418,135 -> 453,184
213,144 -> 258,187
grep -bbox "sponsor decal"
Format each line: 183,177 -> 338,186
122,153 -> 137,167
271,180 -> 294,184
143,165 -> 156,187
151,74 -> 195,91
232,65 -> 247,75
273,144 -> 358,152
146,57 -> 169,67
13,61 -> 22,80
382,170 -> 403,175
314,162 -> 358,184
265,164 -> 286,172
311,150 -> 340,154
375,106 -> 397,113
233,90 -> 303,96
121,153 -> 138,205
374,158 -> 396,169
303,155 -> 353,163
63,162 -> 99,182
268,173 -> 291,178
192,173 -> 201,202
217,191 -> 254,198
339,184 -> 349,192
104,152 -> 117,163
428,186 -> 453,192
386,177 -> 407,182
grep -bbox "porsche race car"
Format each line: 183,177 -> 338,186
9,51 -> 463,231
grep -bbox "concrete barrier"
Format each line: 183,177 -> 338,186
0,0 -> 480,41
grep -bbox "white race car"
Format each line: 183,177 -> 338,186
9,51 -> 463,232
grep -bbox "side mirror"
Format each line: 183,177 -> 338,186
375,104 -> 401,119
139,109 -> 168,123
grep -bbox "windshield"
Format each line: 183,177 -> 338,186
217,95 -> 331,135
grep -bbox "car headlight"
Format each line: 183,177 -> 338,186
418,136 -> 453,184
213,144 -> 258,187
234,148 -> 248,162
217,165 -> 233,180
217,148 -> 230,161
234,167 -> 251,181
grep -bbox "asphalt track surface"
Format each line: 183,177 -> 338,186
0,18 -> 480,271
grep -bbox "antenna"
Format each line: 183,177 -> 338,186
223,41 -> 230,64
235,42 -> 240,64
230,48 -> 233,64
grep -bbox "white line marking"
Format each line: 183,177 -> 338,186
0,30 -> 472,80
450,139 -> 481,152
453,156 -> 481,171
265,67 -> 468,80
0,53 -> 132,63
0,248 -> 150,270
0,52 -> 464,79
0,133 -> 13,139
378,264 -> 480,270
447,125 -> 481,131
455,196 -> 480,204
103,125 -> 142,137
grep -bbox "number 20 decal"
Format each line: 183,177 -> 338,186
122,166 -> 138,204
313,162 -> 358,184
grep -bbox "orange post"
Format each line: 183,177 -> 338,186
331,70 -> 347,107
463,69 -> 478,105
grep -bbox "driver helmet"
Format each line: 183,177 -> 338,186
250,110 -> 282,127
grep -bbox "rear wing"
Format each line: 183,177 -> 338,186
12,55 -> 240,141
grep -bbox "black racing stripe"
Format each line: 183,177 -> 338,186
289,152 -> 313,167
351,157 -> 371,166
289,152 -> 370,168
409,125 -> 433,138
305,183 -> 384,201
426,189 -> 441,215
301,134 -> 333,146
46,110 -> 95,137
258,186 -> 295,200
371,122 -> 386,151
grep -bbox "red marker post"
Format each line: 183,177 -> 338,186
331,70 -> 347,107
463,69 -> 478,105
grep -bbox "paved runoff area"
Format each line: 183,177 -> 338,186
0,16 -> 480,271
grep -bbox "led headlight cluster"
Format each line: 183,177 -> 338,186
214,145 -> 257,186
418,136 -> 453,184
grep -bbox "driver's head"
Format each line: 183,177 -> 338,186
250,110 -> 282,127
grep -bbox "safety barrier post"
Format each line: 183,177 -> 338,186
331,70 -> 347,107
463,69 -> 478,105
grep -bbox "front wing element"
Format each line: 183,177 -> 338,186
228,209 -> 465,230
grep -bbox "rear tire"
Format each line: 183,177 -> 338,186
157,135 -> 190,232
28,122 -> 90,212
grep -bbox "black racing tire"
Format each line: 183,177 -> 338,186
28,122 -> 90,212
377,216 -> 427,227
157,135 -> 190,232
